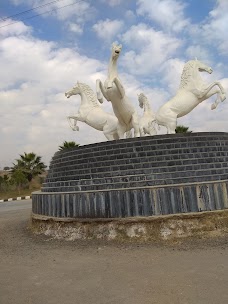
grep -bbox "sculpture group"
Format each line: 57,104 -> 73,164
65,43 -> 226,139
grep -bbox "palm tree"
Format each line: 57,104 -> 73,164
11,152 -> 47,182
175,125 -> 192,133
58,141 -> 80,151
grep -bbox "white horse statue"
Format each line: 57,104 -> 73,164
65,82 -> 119,140
138,93 -> 157,136
96,42 -> 140,139
156,59 -> 226,134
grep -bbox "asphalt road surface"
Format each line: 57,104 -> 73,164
1,199 -> 228,304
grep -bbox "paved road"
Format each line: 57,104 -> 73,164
1,200 -> 228,304
0,199 -> 32,213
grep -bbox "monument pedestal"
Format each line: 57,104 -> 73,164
32,132 -> 228,240
32,132 -> 228,241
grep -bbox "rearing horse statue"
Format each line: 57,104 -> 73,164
156,59 -> 226,134
96,43 -> 140,138
138,93 -> 157,136
65,82 -> 119,140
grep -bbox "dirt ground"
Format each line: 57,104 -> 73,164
1,201 -> 228,304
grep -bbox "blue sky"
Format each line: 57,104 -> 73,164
0,0 -> 227,167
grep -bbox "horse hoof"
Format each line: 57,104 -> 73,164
97,94 -> 103,103
221,94 -> 226,102
72,126 -> 79,131
211,104 -> 216,110
97,92 -> 103,102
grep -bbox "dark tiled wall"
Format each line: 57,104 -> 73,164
32,132 -> 228,218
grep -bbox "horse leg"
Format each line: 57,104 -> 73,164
103,119 -> 120,140
96,79 -> 103,103
209,89 -> 225,110
139,126 -> 145,137
166,125 -> 176,134
104,132 -> 114,141
67,116 -> 79,131
96,79 -> 109,103
199,82 -> 226,108
126,130 -> 132,138
139,120 -> 145,136
113,77 -> 125,99
131,112 -> 140,137
148,122 -> 157,136
199,81 -> 225,98
113,133 -> 119,140
199,87 -> 223,110
166,117 -> 177,134
117,124 -> 126,139
199,87 -> 226,110
156,111 -> 177,135
103,125 -> 115,141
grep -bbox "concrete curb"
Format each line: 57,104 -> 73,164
0,196 -> 31,203
31,209 -> 228,241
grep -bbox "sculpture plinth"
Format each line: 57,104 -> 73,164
32,132 -> 228,219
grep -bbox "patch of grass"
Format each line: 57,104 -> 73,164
0,186 -> 41,200
0,177 -> 43,200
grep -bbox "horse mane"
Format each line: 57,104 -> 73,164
138,93 -> 148,103
138,92 -> 153,113
179,60 -> 196,89
78,82 -> 100,107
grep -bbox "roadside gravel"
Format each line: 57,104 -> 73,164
1,201 -> 228,304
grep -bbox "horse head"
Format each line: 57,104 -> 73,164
194,59 -> 213,74
65,82 -> 81,98
180,59 -> 213,90
111,42 -> 122,60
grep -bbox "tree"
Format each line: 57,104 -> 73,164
0,175 -> 10,191
175,125 -> 192,133
11,169 -> 28,194
11,152 -> 47,183
58,141 -> 80,151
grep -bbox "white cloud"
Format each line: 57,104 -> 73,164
201,0 -> 228,55
185,45 -> 212,62
0,19 -> 32,37
159,58 -> 185,95
1,1 -> 228,169
186,0 -> 228,58
0,21 -> 174,167
68,23 -> 83,34
136,0 -> 190,32
0,26 -> 107,167
51,0 -> 95,22
93,18 -> 124,42
120,23 -> 182,76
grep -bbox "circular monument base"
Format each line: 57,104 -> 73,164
32,132 -> 228,220
31,209 -> 228,241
